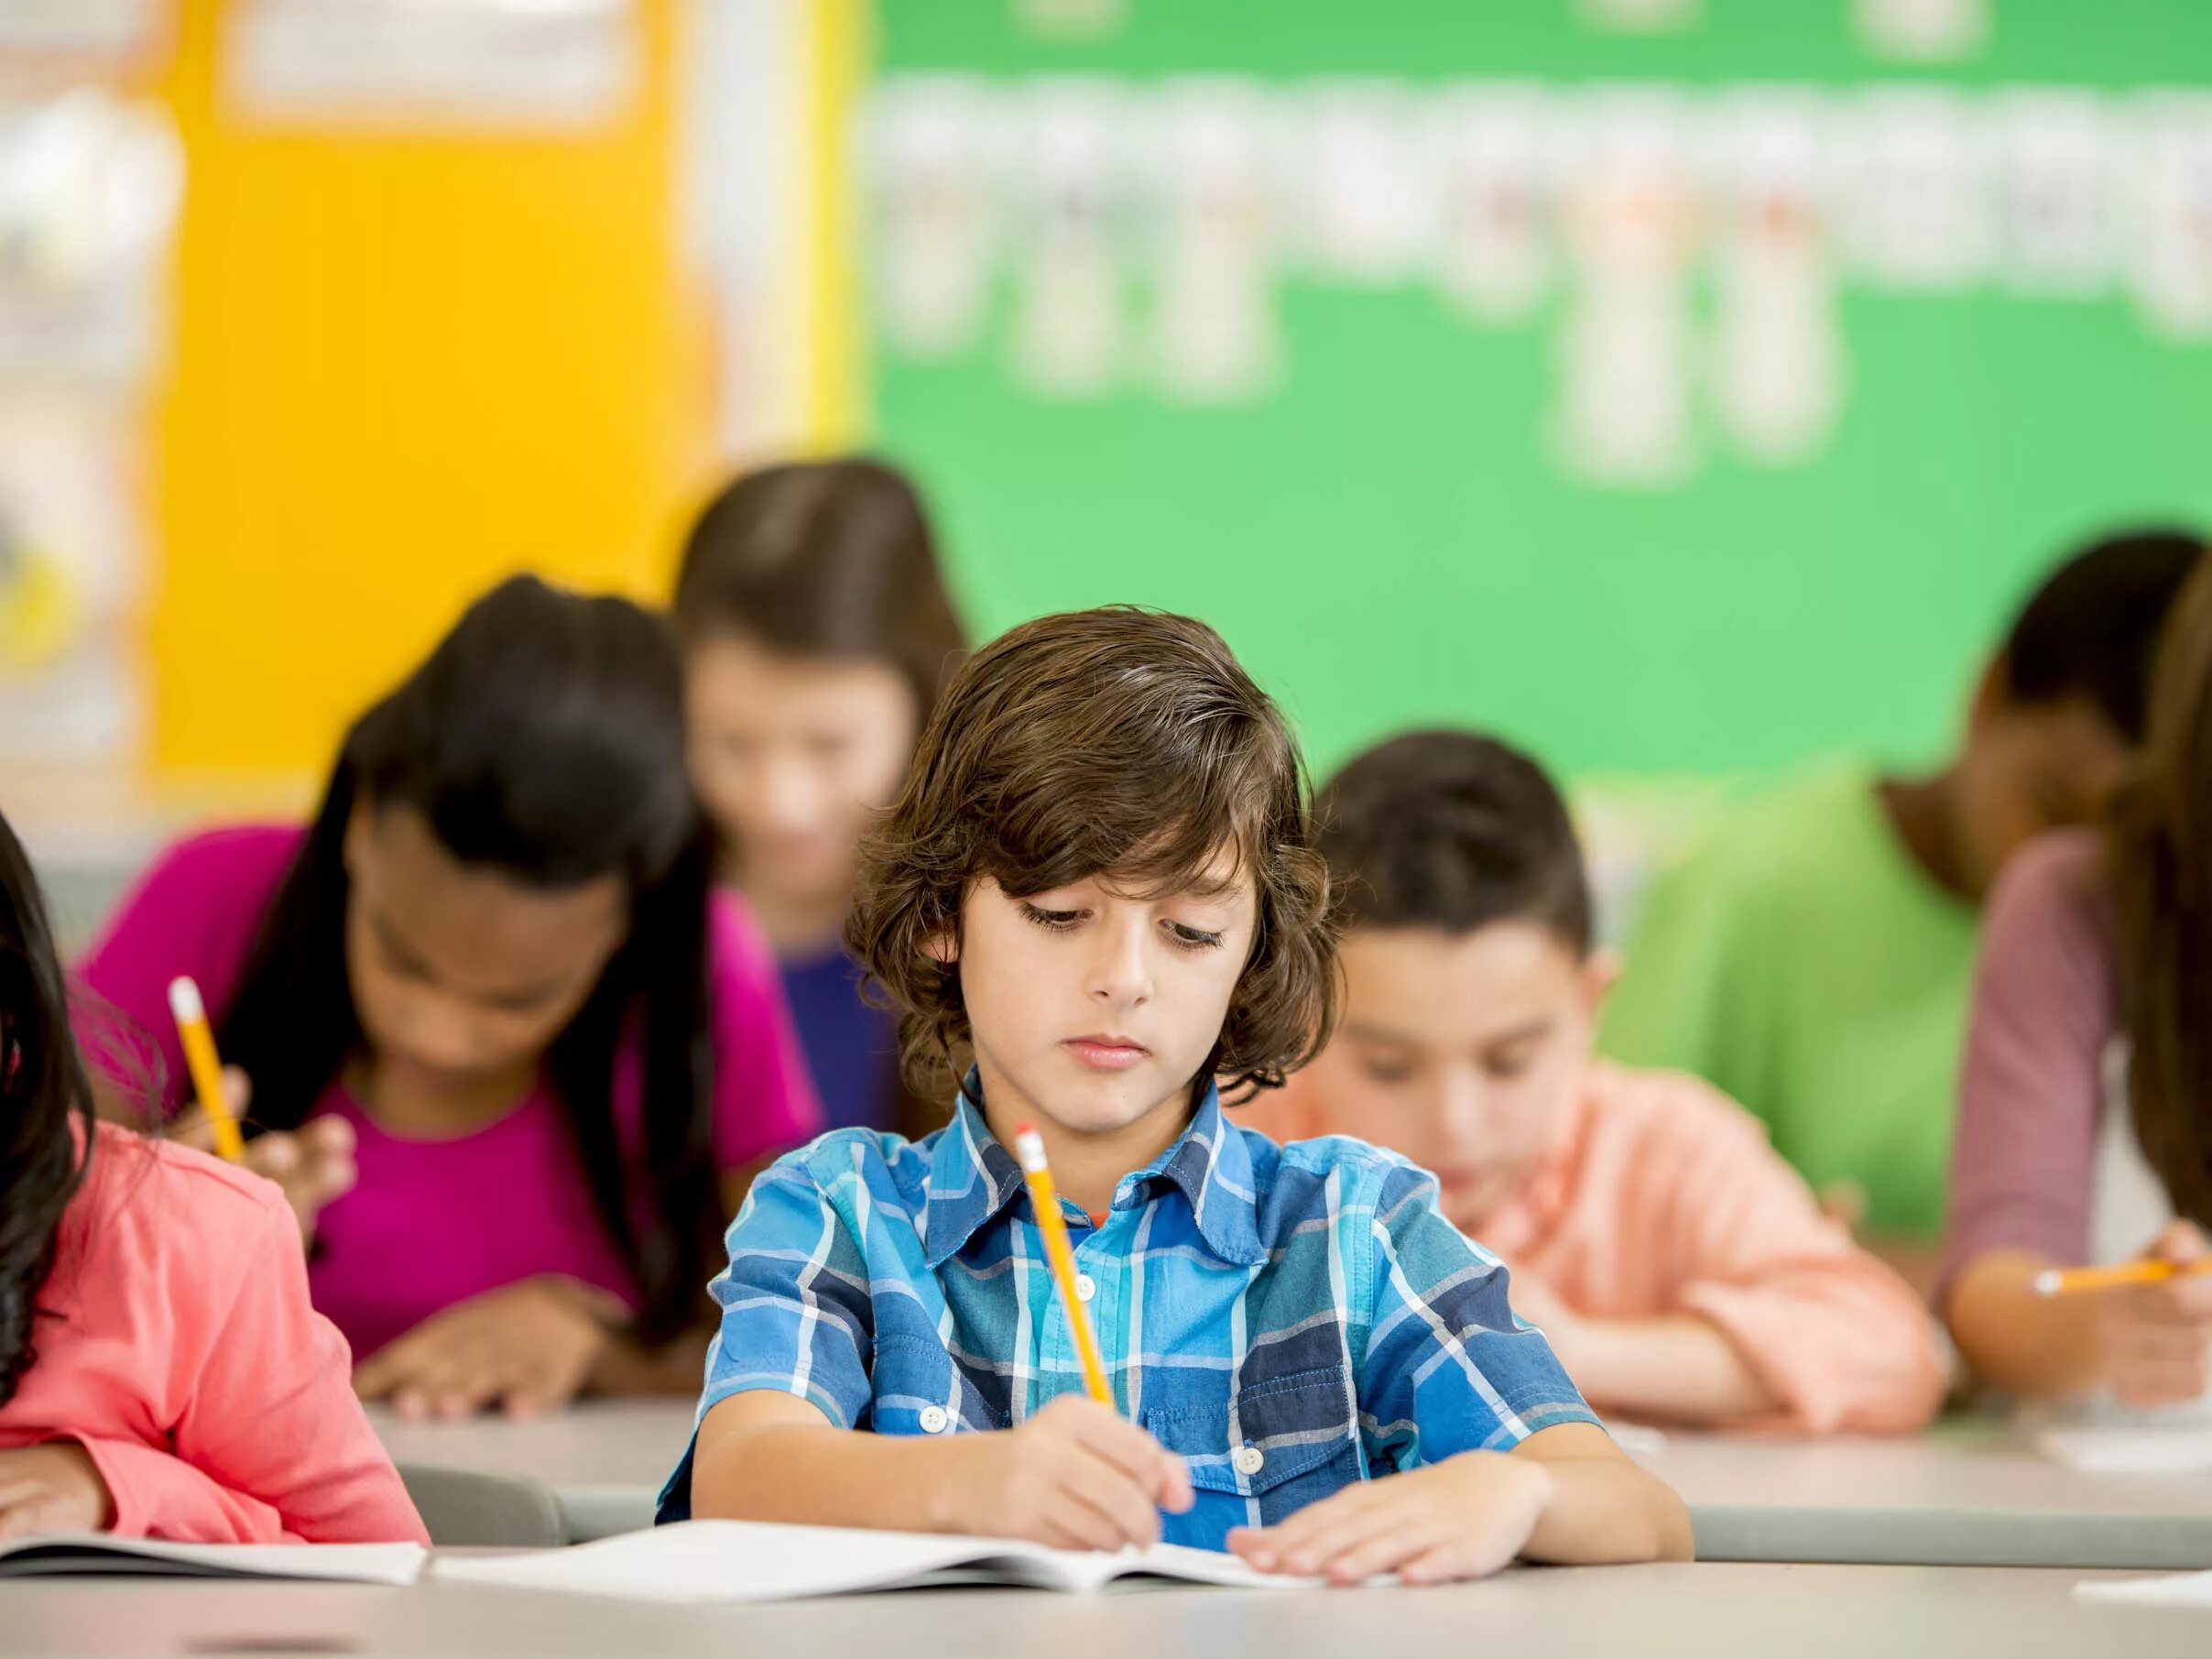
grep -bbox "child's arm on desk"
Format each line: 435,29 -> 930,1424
690,1390 -> 1192,1550
1530,1079 -> 1946,1435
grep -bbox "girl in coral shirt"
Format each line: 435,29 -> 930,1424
0,802 -> 423,1543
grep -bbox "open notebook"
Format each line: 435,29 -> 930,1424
2037,1426 -> 2212,1475
2076,1570 -> 2212,1610
436,1520 -> 1327,1603
0,1536 -> 425,1584
2026,1394 -> 2212,1474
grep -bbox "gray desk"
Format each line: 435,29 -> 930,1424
1642,1422 -> 2212,1570
371,1402 -> 689,1542
4,1565 -> 2207,1659
374,1404 -> 2212,1568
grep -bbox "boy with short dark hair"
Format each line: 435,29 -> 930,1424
1248,729 -> 1947,1433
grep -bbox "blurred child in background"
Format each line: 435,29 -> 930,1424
1603,529 -> 2204,1293
1247,731 -> 1947,1433
673,459 -> 966,1137
79,576 -> 819,1417
1945,558 -> 2212,1413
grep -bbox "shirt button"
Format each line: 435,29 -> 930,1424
1075,1273 -> 1097,1303
919,1405 -> 950,1435
1234,1445 -> 1266,1477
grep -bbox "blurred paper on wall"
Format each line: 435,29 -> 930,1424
1432,84 -> 1556,326
1294,82 -> 1438,288
225,0 -> 638,131
1005,80 -> 1127,398
1576,0 -> 1704,33
1707,91 -> 1847,464
1835,87 -> 1994,289
2125,94 -> 2212,344
0,89 -> 177,768
863,75 -> 1005,362
1553,92 -> 1698,487
0,397 -> 140,762
1854,0 -> 1989,64
1140,79 -> 1282,405
1993,92 -> 2115,300
0,0 -> 168,64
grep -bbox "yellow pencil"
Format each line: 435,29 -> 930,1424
2032,1259 -> 2212,1296
1013,1123 -> 1115,1409
168,977 -> 245,1163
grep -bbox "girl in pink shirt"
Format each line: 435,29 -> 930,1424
79,577 -> 821,1420
1244,731 -> 1946,1434
0,803 -> 423,1543
1945,557 -> 2212,1409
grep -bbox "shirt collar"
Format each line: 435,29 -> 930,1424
921,1082 -> 1027,1269
921,1071 -> 1268,1269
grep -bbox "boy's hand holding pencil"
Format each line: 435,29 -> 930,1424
937,1392 -> 1193,1553
927,1125 -> 1193,1552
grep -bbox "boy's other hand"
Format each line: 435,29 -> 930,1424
1226,1449 -> 1552,1585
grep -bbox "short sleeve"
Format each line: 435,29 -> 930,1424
704,893 -> 825,1169
1357,1162 -> 1596,1471
697,1156 -> 877,1430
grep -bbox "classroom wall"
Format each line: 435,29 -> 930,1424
856,0 -> 2212,784
148,0 -> 714,778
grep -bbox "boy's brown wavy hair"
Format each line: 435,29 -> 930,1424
846,606 -> 1337,1113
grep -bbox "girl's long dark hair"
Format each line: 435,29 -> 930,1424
2110,560 -> 2212,1228
0,803 -> 96,1405
218,575 -> 721,1342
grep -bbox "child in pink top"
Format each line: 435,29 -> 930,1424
1244,732 -> 1946,1434
0,804 -> 423,1543
78,578 -> 821,1420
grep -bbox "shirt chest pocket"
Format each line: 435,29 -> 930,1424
1141,1366 -> 1364,1535
866,1335 -> 1011,1436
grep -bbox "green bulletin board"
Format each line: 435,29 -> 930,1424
859,0 -> 2212,782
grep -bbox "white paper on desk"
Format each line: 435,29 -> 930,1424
0,1535 -> 424,1584
2076,1569 -> 2212,1610
436,1520 -> 1324,1603
2036,1428 -> 2212,1475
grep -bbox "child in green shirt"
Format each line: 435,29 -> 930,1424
1603,529 -> 2203,1290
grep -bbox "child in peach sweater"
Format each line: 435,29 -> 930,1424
1245,731 -> 1946,1433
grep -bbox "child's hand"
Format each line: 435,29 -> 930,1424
353,1276 -> 620,1420
1226,1450 -> 1553,1586
2093,1222 -> 2212,1410
173,1069 -> 357,1241
0,1442 -> 115,1538
944,1394 -> 1193,1552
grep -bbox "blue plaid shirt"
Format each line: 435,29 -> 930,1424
659,1077 -> 1595,1550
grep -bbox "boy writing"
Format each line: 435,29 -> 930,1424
662,609 -> 1688,1583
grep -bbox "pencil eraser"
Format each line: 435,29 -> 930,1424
168,977 -> 205,1024
2032,1270 -> 2060,1296
1012,1125 -> 1048,1172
